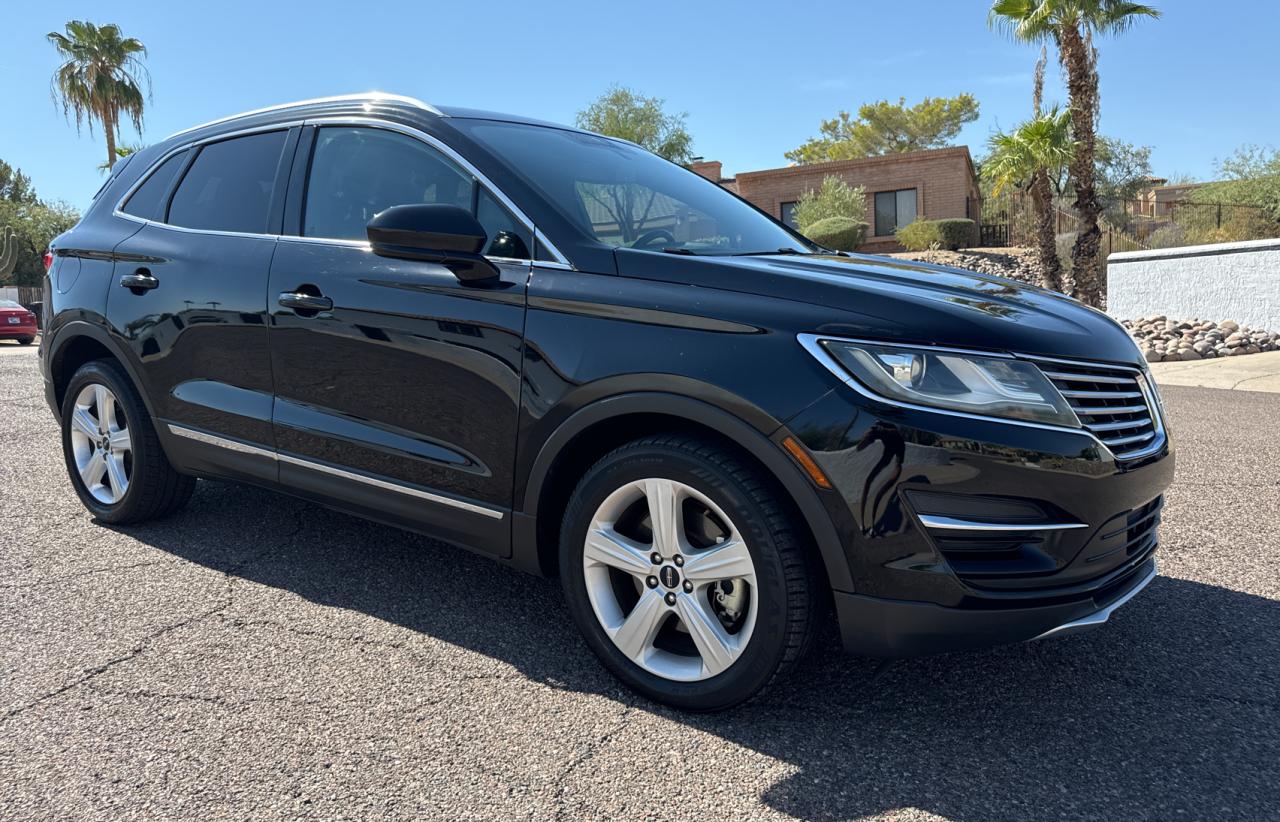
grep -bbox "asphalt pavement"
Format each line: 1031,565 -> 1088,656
1,339 -> 1278,820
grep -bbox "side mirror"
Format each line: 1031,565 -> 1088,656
366,204 -> 501,283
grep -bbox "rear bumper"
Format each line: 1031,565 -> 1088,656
0,326 -> 37,338
834,557 -> 1157,658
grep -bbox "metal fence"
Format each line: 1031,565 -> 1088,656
1113,200 -> 1277,248
980,194 -> 1278,252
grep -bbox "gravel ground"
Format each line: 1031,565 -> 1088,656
1,341 -> 1278,821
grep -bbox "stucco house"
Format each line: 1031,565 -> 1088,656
691,146 -> 982,253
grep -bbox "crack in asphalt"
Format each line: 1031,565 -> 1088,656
1,505 -> 310,725
0,558 -> 170,590
551,705 -> 635,820
0,601 -> 231,725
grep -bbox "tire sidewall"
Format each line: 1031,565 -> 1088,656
60,361 -> 148,522
561,444 -> 793,711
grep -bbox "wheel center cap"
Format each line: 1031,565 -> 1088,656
659,565 -> 681,589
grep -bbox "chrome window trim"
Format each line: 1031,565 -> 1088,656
917,515 -> 1089,532
166,424 -> 504,520
112,120 -> 304,234
112,116 -> 574,270
165,92 -> 443,140
798,333 -> 1169,462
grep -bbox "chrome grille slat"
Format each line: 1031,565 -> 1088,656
1088,416 -> 1153,431
1060,389 -> 1145,399
1073,404 -> 1149,416
1041,370 -> 1133,384
1034,359 -> 1164,461
1100,431 -> 1156,447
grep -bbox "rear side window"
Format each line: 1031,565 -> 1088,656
303,127 -> 474,241
121,150 -> 187,220
167,131 -> 287,233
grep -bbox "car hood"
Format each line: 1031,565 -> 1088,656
614,249 -> 1143,367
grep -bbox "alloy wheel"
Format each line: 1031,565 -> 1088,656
68,383 -> 132,505
583,478 -> 758,682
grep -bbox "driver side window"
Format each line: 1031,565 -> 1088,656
302,126 -> 533,259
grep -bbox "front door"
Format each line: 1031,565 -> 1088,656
267,124 -> 535,555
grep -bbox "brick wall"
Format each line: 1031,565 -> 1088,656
690,161 -> 723,182
726,147 -> 980,252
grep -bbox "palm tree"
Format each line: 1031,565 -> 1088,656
47,21 -> 150,171
989,0 -> 1161,307
984,108 -> 1075,292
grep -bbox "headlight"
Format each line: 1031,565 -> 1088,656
812,338 -> 1081,428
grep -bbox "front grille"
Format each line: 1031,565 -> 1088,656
1036,360 -> 1163,460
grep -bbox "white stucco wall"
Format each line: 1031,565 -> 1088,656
1107,238 -> 1280,327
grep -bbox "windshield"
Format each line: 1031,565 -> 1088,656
0,300 -> 23,309
454,121 -> 813,255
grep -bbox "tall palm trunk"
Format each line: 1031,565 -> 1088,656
1059,24 -> 1103,306
103,107 -> 118,170
1028,44 -> 1061,293
1029,170 -> 1061,292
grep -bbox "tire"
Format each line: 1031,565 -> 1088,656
60,359 -> 195,524
18,337 -> 34,345
560,434 -> 824,711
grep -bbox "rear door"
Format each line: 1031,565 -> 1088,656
266,122 -> 535,554
107,127 -> 297,484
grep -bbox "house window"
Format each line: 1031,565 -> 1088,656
874,189 -> 917,236
780,201 -> 798,228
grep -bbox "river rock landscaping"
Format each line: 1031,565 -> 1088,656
1122,317 -> 1280,362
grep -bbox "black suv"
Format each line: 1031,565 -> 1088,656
41,93 -> 1173,710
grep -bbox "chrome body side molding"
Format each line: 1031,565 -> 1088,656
166,424 -> 504,520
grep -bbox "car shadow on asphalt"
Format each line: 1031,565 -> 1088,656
115,480 -> 1280,820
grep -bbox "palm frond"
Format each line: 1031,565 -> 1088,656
46,20 -> 151,151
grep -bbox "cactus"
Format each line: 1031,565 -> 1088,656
0,226 -> 17,283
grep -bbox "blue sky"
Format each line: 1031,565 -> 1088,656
2,0 -> 1274,209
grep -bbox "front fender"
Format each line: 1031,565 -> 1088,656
516,389 -> 855,592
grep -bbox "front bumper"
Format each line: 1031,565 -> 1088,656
783,382 -> 1174,658
833,557 -> 1157,657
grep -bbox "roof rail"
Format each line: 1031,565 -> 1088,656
166,92 -> 442,140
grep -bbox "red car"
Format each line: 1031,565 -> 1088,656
0,299 -> 38,345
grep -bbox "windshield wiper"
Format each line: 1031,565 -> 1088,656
660,247 -> 702,255
731,247 -> 812,257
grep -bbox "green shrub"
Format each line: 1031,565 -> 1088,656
793,176 -> 867,233
895,218 -> 978,251
803,216 -> 868,251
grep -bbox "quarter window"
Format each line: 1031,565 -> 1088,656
874,189 -> 917,236
121,150 -> 187,220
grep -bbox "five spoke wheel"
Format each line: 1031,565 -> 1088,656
583,477 -> 758,682
68,383 -> 132,505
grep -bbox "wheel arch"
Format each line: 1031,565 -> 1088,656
515,392 -> 853,592
46,321 -> 154,420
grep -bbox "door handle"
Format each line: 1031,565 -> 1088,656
119,268 -> 159,292
278,291 -> 333,312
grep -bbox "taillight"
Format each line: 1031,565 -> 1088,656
42,251 -> 54,272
